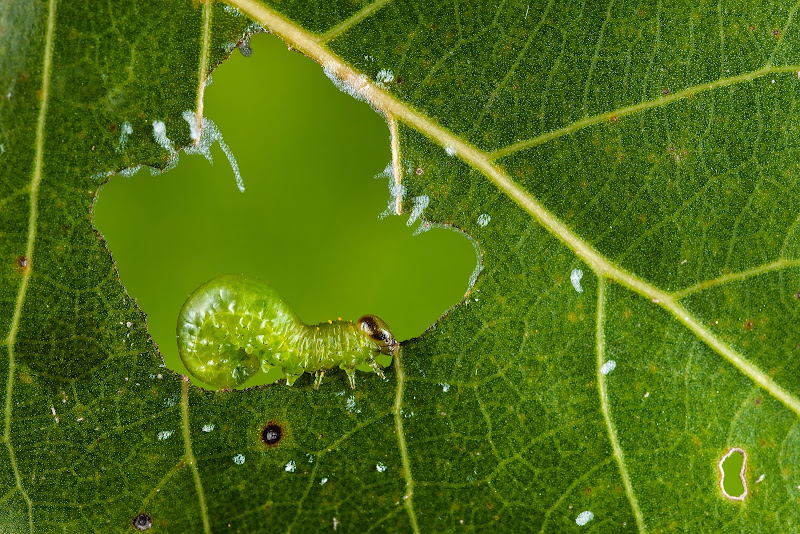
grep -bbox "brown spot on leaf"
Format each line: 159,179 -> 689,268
15,256 -> 29,274
743,320 -> 754,331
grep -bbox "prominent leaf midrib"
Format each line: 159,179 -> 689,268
3,0 -> 58,530
222,0 -> 800,422
226,8 -> 800,532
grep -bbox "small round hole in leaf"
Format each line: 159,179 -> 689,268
261,422 -> 283,447
132,513 -> 152,530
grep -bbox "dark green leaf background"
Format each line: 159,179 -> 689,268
2,0 -> 800,532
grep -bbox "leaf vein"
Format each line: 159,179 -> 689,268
2,0 -> 58,530
491,64 -> 800,160
597,278 -> 645,533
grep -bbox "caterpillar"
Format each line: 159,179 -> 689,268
176,275 -> 397,389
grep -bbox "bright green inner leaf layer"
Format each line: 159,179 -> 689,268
1,0 -> 800,532
93,33 -> 477,390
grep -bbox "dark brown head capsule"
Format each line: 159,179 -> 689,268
357,314 -> 397,353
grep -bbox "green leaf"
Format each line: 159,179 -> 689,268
2,0 -> 800,531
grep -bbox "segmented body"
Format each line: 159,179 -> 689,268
176,275 -> 395,388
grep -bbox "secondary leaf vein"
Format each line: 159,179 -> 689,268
596,277 -> 645,533
2,0 -> 58,530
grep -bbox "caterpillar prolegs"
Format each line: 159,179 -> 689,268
176,275 -> 397,389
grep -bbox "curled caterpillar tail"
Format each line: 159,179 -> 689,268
176,275 -> 395,389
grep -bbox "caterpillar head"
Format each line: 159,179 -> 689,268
357,314 -> 397,354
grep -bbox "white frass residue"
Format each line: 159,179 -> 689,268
575,510 -> 594,526
570,268 -> 584,293
202,424 -> 214,433
157,430 -> 173,441
600,360 -> 616,375
324,61 -> 372,103
407,195 -> 430,227
285,460 -> 297,473
439,383 -> 450,393
376,69 -> 394,85
233,454 -> 246,465
116,122 -> 133,152
445,145 -> 457,157
378,164 -> 405,219
345,395 -> 361,413
376,462 -> 387,473
182,110 -> 245,192
118,165 -> 142,177
477,213 -> 490,227
152,120 -> 174,152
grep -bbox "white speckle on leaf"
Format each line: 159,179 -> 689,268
285,460 -> 297,473
379,170 -> 405,219
182,110 -> 245,192
477,213 -> 490,227
222,4 -> 241,15
333,518 -> 339,530
202,424 -> 214,433
756,473 -> 765,483
157,430 -> 173,441
570,268 -> 584,293
116,122 -> 133,152
320,477 -> 328,485
376,462 -> 387,473
163,396 -> 177,408
345,395 -> 361,413
407,195 -> 430,227
118,165 -> 141,177
445,145 -> 457,157
439,383 -> 450,392
152,120 -> 174,152
233,454 -> 245,465
50,406 -> 58,424
600,360 -> 616,376
575,511 -> 594,526
644,391 -> 650,398
376,69 -> 394,85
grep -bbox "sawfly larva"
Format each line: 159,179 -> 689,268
176,275 -> 396,389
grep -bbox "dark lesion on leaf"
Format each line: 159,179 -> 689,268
15,256 -> 30,274
261,421 -> 284,447
132,513 -> 152,530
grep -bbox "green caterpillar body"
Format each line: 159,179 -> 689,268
177,275 -> 396,389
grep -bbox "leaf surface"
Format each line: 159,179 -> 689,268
2,0 -> 800,532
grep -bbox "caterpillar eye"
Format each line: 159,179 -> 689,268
357,315 -> 396,350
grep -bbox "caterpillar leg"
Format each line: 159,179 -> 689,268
367,359 -> 385,379
344,367 -> 357,389
285,373 -> 301,386
313,370 -> 325,390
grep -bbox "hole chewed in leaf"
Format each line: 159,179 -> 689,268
132,513 -> 152,530
261,422 -> 283,447
719,447 -> 748,501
